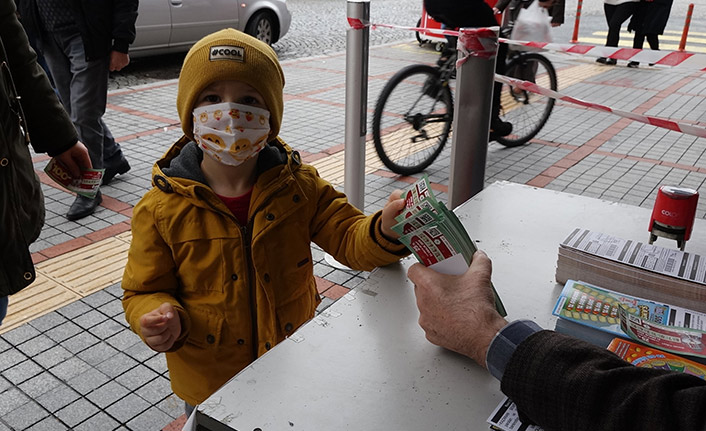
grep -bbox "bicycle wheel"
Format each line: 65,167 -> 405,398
372,64 -> 453,175
496,52 -> 557,148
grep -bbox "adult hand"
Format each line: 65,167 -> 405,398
54,141 -> 92,178
110,51 -> 130,72
139,303 -> 182,352
551,22 -> 561,27
408,250 -> 508,367
380,189 -> 405,240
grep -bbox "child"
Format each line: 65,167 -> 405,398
121,29 -> 409,410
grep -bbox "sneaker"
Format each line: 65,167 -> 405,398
627,61 -> 640,68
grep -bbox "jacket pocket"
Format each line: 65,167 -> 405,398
173,238 -> 232,293
185,306 -> 224,349
275,282 -> 319,340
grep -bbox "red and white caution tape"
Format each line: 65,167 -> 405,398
350,21 -> 706,71
351,19 -> 706,135
347,18 -> 370,30
457,28 -> 498,61
495,74 -> 706,138
500,38 -> 706,72
365,21 -> 465,38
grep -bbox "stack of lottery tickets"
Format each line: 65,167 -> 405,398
395,175 -> 506,316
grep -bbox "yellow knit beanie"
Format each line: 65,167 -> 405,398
176,28 -> 285,142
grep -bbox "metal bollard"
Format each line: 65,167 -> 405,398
344,0 -> 370,210
448,27 -> 499,209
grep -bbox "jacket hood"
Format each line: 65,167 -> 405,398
151,136 -> 299,201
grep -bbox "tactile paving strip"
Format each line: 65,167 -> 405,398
1,231 -> 133,333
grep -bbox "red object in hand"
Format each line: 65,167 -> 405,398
649,185 -> 699,250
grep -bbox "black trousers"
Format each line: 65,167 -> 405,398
632,33 -> 659,50
603,2 -> 638,47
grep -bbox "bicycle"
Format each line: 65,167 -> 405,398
372,27 -> 558,176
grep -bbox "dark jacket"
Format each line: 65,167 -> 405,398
502,331 -> 706,430
628,0 -> 674,36
495,0 -> 565,26
0,0 -> 78,296
424,0 -> 499,29
18,0 -> 138,61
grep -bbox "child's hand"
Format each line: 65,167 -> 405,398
139,303 -> 182,352
381,189 -> 406,240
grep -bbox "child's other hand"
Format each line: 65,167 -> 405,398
139,303 -> 182,352
381,189 -> 406,240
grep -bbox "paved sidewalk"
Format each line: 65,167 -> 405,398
1,39 -> 705,430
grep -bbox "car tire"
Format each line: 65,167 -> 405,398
245,11 -> 278,45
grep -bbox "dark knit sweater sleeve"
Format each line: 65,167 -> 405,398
500,330 -> 706,431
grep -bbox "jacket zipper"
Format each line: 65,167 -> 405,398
196,183 -> 288,361
242,224 -> 258,361
244,183 -> 288,361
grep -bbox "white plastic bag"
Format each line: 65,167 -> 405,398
510,0 -> 553,43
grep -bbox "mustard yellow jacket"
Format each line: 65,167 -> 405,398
122,137 -> 408,405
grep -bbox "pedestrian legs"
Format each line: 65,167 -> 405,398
41,29 -> 128,220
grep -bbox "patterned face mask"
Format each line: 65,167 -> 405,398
192,102 -> 270,166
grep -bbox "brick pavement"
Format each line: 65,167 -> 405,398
1,40 -> 705,430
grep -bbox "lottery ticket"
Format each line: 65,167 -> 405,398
396,176 -> 441,222
401,175 -> 433,208
607,338 -> 706,380
392,208 -> 439,236
619,305 -> 706,358
397,175 -> 506,316
397,199 -> 438,222
488,397 -> 543,431
44,157 -> 104,198
439,203 -> 475,262
399,224 -> 461,266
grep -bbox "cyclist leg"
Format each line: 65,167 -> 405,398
439,23 -> 457,67
491,42 -> 513,138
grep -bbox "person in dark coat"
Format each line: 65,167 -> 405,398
17,0 -> 138,220
627,0 -> 674,67
0,0 -> 91,325
408,250 -> 706,431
